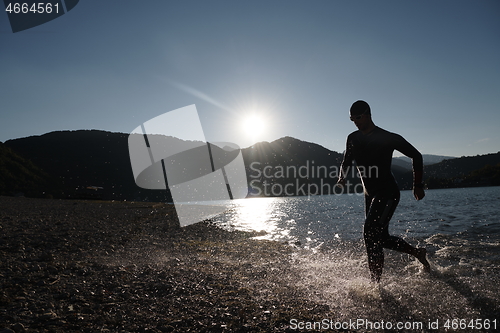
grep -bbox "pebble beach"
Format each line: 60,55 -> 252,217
0,196 -> 332,333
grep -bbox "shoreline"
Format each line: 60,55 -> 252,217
0,196 -> 335,333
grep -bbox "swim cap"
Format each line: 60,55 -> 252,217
350,100 -> 371,116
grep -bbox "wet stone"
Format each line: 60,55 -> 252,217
0,196 -> 330,332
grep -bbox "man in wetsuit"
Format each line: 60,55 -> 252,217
337,100 -> 430,282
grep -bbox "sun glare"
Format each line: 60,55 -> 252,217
241,113 -> 266,138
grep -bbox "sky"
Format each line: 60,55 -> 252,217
1,0 -> 499,157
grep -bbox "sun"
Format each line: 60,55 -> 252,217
241,113 -> 267,138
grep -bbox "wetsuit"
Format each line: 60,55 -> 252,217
340,126 -> 423,279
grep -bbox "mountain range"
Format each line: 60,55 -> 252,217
1,130 -> 499,200
392,155 -> 455,170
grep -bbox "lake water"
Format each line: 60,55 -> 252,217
213,187 -> 500,331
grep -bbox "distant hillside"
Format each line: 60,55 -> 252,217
242,136 -> 346,196
0,141 -> 54,197
4,130 -> 172,201
423,152 -> 500,188
393,154 -> 455,170
3,130 -> 499,200
422,152 -> 500,179
4,130 -> 243,201
242,136 -> 343,174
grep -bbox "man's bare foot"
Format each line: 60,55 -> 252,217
415,248 -> 431,272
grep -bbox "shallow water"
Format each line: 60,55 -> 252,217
214,187 -> 500,331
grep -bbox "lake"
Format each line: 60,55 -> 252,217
212,187 -> 500,331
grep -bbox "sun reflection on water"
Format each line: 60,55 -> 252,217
221,197 -> 297,242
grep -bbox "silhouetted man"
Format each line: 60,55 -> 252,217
337,100 -> 430,282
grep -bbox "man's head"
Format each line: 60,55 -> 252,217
350,100 -> 371,118
349,100 -> 373,132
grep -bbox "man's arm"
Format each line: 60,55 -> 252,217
338,136 -> 354,186
412,171 -> 425,200
394,134 -> 425,200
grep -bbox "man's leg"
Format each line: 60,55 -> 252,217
363,226 -> 384,282
364,194 -> 395,282
376,193 -> 430,272
382,234 -> 430,272
365,191 -> 430,282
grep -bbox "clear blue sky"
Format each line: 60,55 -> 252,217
1,0 -> 499,157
